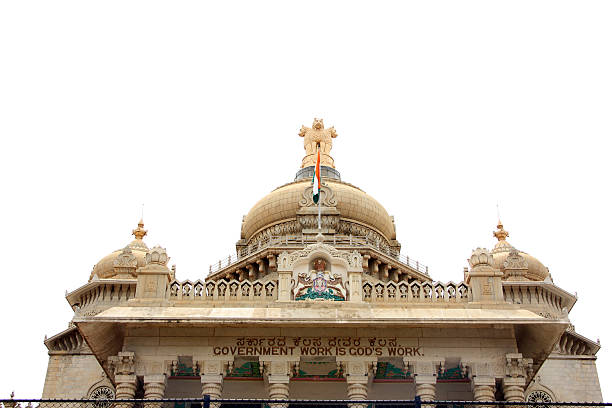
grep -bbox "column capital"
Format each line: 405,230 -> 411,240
505,353 -> 533,379
109,351 -> 136,376
404,357 -> 443,382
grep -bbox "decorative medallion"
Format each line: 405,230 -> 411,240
527,390 -> 554,408
89,386 -> 115,408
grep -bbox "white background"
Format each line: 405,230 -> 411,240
1,0 -> 610,400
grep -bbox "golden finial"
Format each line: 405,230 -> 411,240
493,220 -> 509,241
132,218 -> 148,240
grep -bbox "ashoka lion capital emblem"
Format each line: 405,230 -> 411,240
299,118 -> 338,169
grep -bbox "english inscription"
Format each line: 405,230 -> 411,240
211,337 -> 423,357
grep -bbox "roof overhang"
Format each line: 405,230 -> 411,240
74,303 -> 568,384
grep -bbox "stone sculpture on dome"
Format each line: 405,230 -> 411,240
299,118 -> 338,168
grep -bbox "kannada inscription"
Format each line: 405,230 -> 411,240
212,337 -> 423,357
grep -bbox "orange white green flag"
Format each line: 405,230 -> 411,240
312,149 -> 321,204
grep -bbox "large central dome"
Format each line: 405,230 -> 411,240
237,118 -> 400,254
241,179 -> 397,243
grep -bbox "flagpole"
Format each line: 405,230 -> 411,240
317,144 -> 321,231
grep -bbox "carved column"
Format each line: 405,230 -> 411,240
261,359 -> 297,408
109,352 -> 137,408
200,360 -> 228,408
472,377 -> 496,403
468,362 -> 496,406
347,250 -> 364,302
341,360 -> 373,408
143,374 -> 166,408
406,359 -> 442,407
503,353 -> 533,402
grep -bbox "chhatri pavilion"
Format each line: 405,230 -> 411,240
42,119 -> 602,403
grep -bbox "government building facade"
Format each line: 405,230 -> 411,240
42,120 -> 603,403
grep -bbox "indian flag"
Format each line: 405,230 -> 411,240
312,149 -> 321,204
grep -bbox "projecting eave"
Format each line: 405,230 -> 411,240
65,278 -> 136,309
74,303 -> 568,386
76,303 -> 566,326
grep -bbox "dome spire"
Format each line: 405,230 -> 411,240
493,219 -> 509,241
132,218 -> 148,240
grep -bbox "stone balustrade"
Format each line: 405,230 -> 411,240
362,281 -> 469,303
168,279 -> 278,302
66,280 -> 137,317
502,281 -> 575,318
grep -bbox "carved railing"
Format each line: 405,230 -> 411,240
209,234 -> 428,276
66,280 -> 137,317
362,281 -> 469,303
168,279 -> 278,302
502,282 -> 575,318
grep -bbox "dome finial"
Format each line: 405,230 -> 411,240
132,218 -> 147,240
298,118 -> 338,169
493,219 -> 509,241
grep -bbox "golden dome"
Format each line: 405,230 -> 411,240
241,179 -> 396,243
89,220 -> 149,281
491,221 -> 549,281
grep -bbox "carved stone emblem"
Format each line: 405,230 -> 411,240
298,118 -> 338,168
294,258 -> 346,301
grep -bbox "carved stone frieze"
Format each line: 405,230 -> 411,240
299,183 -> 337,207
277,243 -> 362,272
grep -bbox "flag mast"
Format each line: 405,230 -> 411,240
317,143 -> 322,231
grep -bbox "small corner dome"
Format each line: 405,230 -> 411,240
88,220 -> 149,281
491,221 -> 549,281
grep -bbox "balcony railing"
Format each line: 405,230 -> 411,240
209,235 -> 429,276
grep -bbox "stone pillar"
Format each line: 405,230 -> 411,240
143,374 -> 166,408
109,352 -> 137,408
341,360 -> 373,408
466,248 -> 504,303
503,353 -> 532,402
199,360 -> 230,408
502,377 -> 525,402
135,246 -> 172,300
115,375 -> 137,399
347,250 -> 364,302
472,377 -> 496,403
277,269 -> 292,301
261,359 -> 297,408
467,361 -> 496,406
406,359 -> 442,407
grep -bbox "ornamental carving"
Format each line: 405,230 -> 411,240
294,258 -> 346,301
299,183 -> 337,207
146,246 -> 169,266
503,248 -> 528,270
89,386 -> 115,408
527,390 -> 554,407
113,246 -> 138,277
505,353 -> 533,378
108,351 -> 135,376
277,243 -> 362,271
469,248 -> 493,268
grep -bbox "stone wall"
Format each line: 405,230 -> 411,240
42,350 -> 111,398
529,354 -> 602,402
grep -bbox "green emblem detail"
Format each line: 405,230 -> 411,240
374,362 -> 410,379
227,361 -> 262,378
438,365 -> 466,380
295,287 -> 344,301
